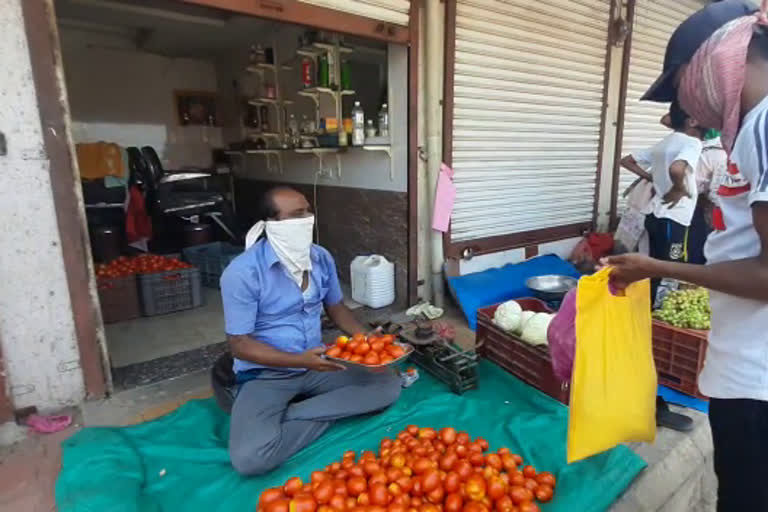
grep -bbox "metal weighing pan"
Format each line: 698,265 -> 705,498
324,341 -> 413,371
526,275 -> 578,302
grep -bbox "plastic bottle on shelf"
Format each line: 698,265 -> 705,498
327,50 -> 337,89
288,114 -> 299,148
341,60 -> 351,90
378,103 -> 389,138
352,101 -> 365,146
253,44 -> 266,65
318,55 -> 329,88
365,119 -> 376,139
302,58 -> 313,88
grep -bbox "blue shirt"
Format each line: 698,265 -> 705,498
220,239 -> 343,374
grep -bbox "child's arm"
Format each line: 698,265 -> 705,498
662,160 -> 692,208
620,154 -> 653,182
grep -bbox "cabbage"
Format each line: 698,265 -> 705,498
517,310 -> 536,334
520,312 -> 553,346
493,300 -> 522,332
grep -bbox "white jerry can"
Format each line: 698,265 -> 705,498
350,255 -> 395,309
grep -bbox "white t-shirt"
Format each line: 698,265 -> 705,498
696,137 -> 728,204
633,132 -> 702,226
698,94 -> 768,401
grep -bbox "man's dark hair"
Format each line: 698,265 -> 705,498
669,100 -> 691,131
256,185 -> 296,221
749,25 -> 768,61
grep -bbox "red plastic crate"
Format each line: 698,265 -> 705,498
476,298 -> 570,404
652,319 -> 708,399
97,275 -> 140,324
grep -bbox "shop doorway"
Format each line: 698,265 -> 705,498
44,0 -> 416,392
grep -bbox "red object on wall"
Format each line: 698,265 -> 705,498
585,233 -> 614,259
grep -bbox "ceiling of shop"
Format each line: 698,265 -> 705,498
54,0 -> 386,59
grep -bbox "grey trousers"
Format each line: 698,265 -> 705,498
229,367 -> 401,475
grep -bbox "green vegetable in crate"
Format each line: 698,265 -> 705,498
520,312 -> 553,346
493,300 -> 522,332
653,287 -> 711,330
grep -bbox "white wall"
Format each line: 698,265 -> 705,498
59,27 -> 222,169
0,0 -> 86,411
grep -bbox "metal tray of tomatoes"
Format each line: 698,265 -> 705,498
324,341 -> 414,370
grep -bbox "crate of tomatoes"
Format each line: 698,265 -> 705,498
94,258 -> 141,324
258,425 -> 556,512
132,254 -> 203,316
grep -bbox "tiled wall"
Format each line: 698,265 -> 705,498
235,179 -> 409,308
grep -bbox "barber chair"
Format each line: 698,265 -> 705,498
138,146 -> 238,241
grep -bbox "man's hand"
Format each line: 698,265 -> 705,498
297,347 -> 346,372
600,253 -> 662,290
662,186 -> 691,209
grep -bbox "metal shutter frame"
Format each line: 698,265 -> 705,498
446,0 -> 611,251
298,0 -> 410,26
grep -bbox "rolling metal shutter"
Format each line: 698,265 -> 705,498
449,0 -> 611,244
297,0 -> 410,26
618,0 -> 705,213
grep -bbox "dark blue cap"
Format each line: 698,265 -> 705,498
642,0 -> 756,102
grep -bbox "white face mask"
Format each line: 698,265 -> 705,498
245,216 -> 315,286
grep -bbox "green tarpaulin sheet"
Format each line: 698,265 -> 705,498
56,362 -> 645,512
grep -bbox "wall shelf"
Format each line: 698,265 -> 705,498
295,147 -> 343,179
248,98 -> 294,106
246,63 -> 293,74
362,145 -> 394,181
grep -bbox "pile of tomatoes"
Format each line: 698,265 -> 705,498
325,334 -> 408,367
257,426 -> 556,512
95,254 -> 193,279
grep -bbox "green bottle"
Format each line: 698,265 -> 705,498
318,55 -> 329,88
341,60 -> 351,91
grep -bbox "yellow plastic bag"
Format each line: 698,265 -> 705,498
567,268 -> 656,463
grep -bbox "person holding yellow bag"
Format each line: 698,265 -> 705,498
604,2 -> 768,510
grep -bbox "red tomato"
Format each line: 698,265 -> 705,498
426,486 -> 444,505
349,466 -> 366,478
420,470 -> 441,493
534,472 -> 555,488
386,468 -> 403,483
518,504 -> 539,512
289,493 -> 318,512
494,496 -> 514,512
486,477 -> 507,501
329,495 -> 346,510
469,453 -> 485,467
511,455 -> 523,467
326,347 -> 342,358
500,454 -> 517,472
439,427 -> 458,445
455,460 -> 473,481
508,487 -> 533,506
285,477 -> 304,497
369,472 -> 388,486
509,471 -> 525,487
389,504 -> 408,512
522,466 -> 536,479
418,428 -> 437,441
347,477 -> 368,497
390,454 -> 406,469
444,472 -> 461,494
363,461 -> 382,476
314,481 -> 335,505
534,485 -> 553,503
485,454 -> 502,471
412,458 -> 434,475
395,477 -> 413,494
475,438 -> 489,452
260,488 -> 286,508
464,474 -> 486,501
370,483 -> 390,507
444,493 -> 463,512
406,425 -> 420,436
522,479 -> 538,493
462,502 -> 489,512
439,453 -> 458,471
357,492 -> 370,506
418,505 -> 439,512
267,498 -> 291,512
